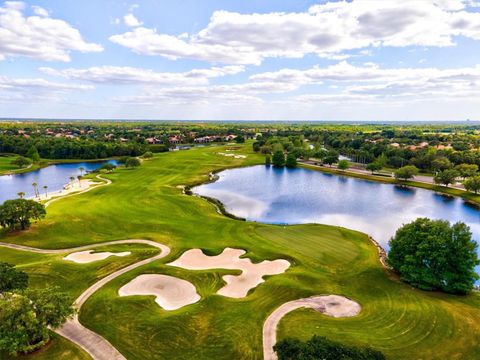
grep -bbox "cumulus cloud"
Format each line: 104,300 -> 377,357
109,0 -> 480,64
124,13 -> 142,27
0,1 -> 103,62
39,65 -> 245,85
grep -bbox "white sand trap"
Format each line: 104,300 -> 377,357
64,250 -> 131,264
118,274 -> 200,310
168,248 -> 290,298
234,155 -> 246,159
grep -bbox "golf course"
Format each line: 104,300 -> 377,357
1,143 -> 479,360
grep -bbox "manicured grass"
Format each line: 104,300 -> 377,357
1,143 -> 479,359
0,155 -> 19,174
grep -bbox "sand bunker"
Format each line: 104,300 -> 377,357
168,248 -> 290,298
218,152 -> 246,159
118,274 -> 200,310
64,250 -> 131,264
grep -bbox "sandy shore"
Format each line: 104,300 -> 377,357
168,248 -> 290,298
30,178 -> 98,202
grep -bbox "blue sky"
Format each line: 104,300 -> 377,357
1,0 -> 480,120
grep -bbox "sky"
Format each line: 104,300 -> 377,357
1,0 -> 480,121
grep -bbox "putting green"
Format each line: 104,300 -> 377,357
1,144 -> 479,359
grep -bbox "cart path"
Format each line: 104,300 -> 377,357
0,239 -> 171,360
263,295 -> 361,360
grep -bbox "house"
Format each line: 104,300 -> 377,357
390,142 -> 401,148
169,136 -> 181,144
194,136 -> 214,143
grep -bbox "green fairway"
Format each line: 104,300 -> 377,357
0,155 -> 18,174
1,144 -> 479,359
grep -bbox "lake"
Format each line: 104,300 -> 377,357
194,165 -> 480,264
0,160 -> 118,203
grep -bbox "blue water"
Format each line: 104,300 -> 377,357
194,165 -> 480,277
0,160 -> 118,203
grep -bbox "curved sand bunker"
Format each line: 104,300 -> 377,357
119,274 -> 201,311
168,248 -> 290,298
218,152 -> 247,159
64,250 -> 131,264
263,295 -> 361,360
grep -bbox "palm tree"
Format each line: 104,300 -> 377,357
32,182 -> 38,197
69,176 -> 75,188
77,175 -> 82,186
17,191 -> 25,199
79,167 -> 85,176
43,185 -> 48,197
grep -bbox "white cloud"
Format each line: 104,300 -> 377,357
124,13 -> 142,27
0,1 -> 103,62
109,0 -> 480,64
0,75 -> 93,103
32,5 -> 48,17
39,65 -> 245,85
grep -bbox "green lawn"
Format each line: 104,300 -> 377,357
0,155 -> 19,174
1,144 -> 479,359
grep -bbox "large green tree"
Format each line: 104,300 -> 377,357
285,153 -> 297,168
0,288 -> 75,355
0,262 -> 29,293
434,169 -> 459,187
388,218 -> 479,294
272,150 -> 285,167
25,145 -> 40,162
0,199 -> 46,230
11,156 -> 32,168
394,165 -> 419,181
464,176 -> 480,194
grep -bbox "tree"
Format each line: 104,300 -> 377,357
274,336 -> 385,360
0,262 -> 29,293
79,167 -> 85,176
100,163 -> 116,172
432,157 -> 453,171
434,169 -> 459,187
366,161 -> 382,174
464,176 -> 480,194
235,135 -> 245,143
265,154 -> 271,166
125,157 -> 141,168
285,153 -> 297,168
0,288 -> 75,355
17,192 -> 25,199
455,163 -> 478,179
394,165 -> 419,181
0,199 -> 46,231
25,145 -> 40,162
31,182 -> 39,198
142,151 -> 153,158
272,150 -> 285,167
11,156 -> 32,168
43,185 -> 48,197
323,154 -> 339,166
388,218 -> 479,294
337,159 -> 349,171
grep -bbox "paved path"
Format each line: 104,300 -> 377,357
0,239 -> 171,360
300,160 -> 466,190
263,295 -> 361,360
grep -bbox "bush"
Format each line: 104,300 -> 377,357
0,262 -> 29,293
11,156 -> 32,168
388,218 -> 479,294
274,336 -> 385,360
149,144 -> 169,153
285,153 -> 297,168
125,157 -> 141,168
272,150 -> 285,167
142,151 -> 153,158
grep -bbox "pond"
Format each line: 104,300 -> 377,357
194,165 -> 480,275
0,160 -> 118,203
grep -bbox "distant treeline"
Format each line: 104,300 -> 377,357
0,136 -> 147,159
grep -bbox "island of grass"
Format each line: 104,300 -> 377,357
0,143 -> 479,360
